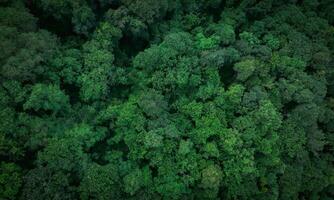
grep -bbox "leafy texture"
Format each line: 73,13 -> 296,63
0,0 -> 333,199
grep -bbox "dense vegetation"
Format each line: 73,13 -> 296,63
1,0 -> 334,199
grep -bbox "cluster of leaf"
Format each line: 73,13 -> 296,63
1,0 -> 334,199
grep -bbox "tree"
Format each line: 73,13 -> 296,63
1,0 -> 334,199
0,7 -> 37,32
233,59 -> 257,81
23,84 -> 70,114
0,162 -> 22,200
64,124 -> 106,150
80,163 -> 122,200
72,5 -> 96,36
124,0 -> 169,24
1,30 -> 58,82
78,22 -> 124,101
21,167 -> 74,200
208,23 -> 236,45
123,167 -> 152,196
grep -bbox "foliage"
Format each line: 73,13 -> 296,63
0,0 -> 333,199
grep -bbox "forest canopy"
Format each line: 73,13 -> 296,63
0,0 -> 334,199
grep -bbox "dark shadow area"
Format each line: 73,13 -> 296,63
220,63 -> 236,88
